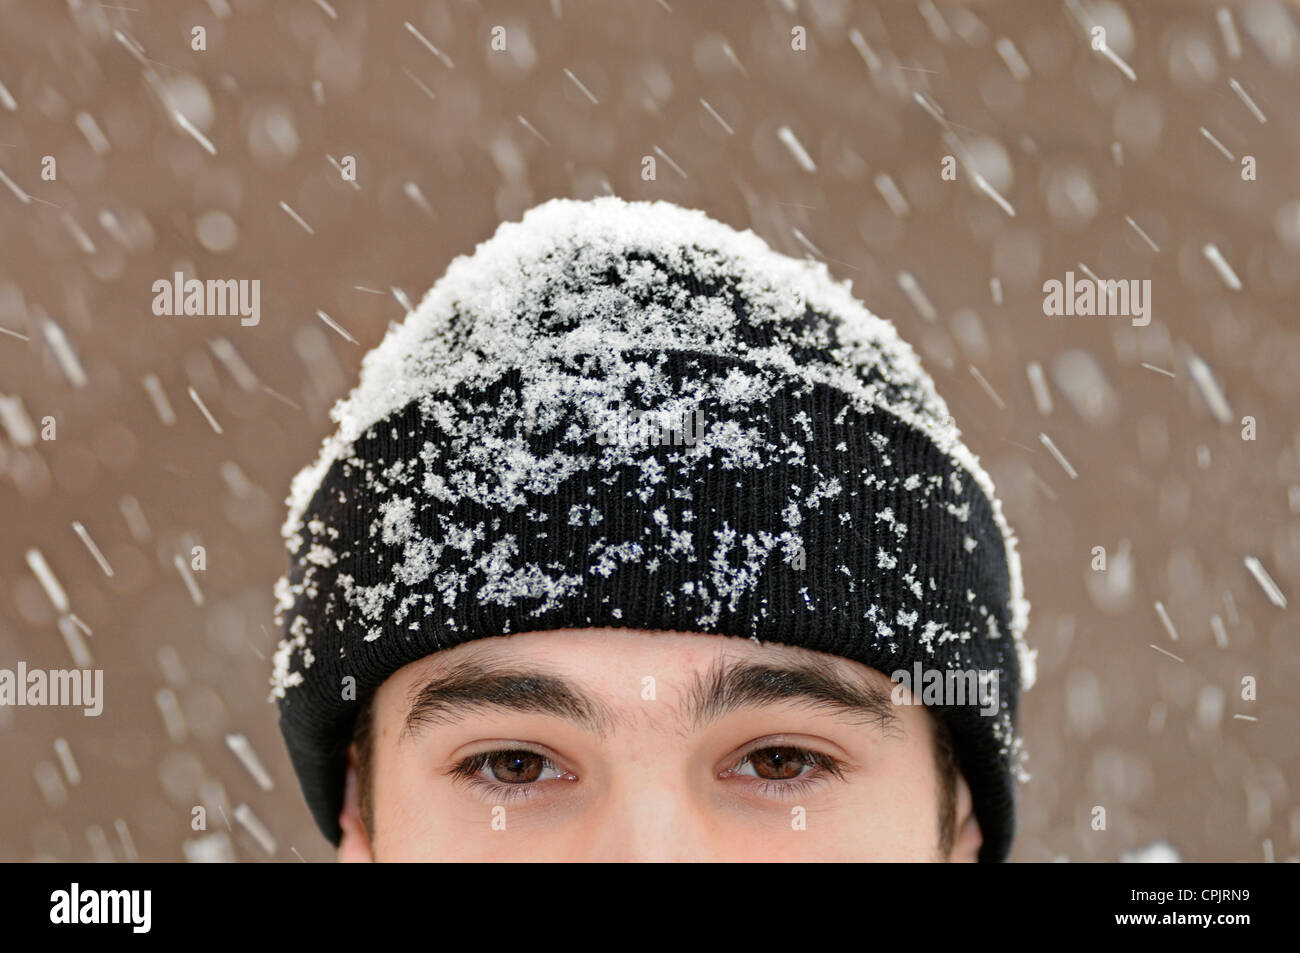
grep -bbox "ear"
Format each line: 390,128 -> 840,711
337,746 -> 374,863
948,771 -> 983,863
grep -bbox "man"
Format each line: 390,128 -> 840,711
271,197 -> 1034,861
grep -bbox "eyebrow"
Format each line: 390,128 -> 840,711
401,651 -> 898,741
682,656 -> 900,736
401,659 -> 619,742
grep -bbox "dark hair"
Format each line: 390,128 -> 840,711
929,707 -> 959,858
349,691 -> 961,856
350,694 -> 378,841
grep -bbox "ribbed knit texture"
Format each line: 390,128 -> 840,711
271,197 -> 1033,861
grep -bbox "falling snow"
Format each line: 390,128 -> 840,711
0,0 -> 1294,866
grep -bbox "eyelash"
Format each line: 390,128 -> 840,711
446,744 -> 845,803
733,748 -> 842,790
446,749 -> 564,804
724,746 -> 844,801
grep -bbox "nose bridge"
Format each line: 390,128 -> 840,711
582,763 -> 708,862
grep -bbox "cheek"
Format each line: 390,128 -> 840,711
374,786 -> 585,861
369,739 -> 459,859
369,777 -> 942,862
763,731 -> 941,860
779,764 -> 942,860
370,742 -> 579,860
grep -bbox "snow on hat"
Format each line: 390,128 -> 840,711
271,196 -> 1034,860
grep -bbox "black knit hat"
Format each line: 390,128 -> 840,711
271,197 -> 1034,861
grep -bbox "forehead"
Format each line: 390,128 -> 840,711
378,627 -> 895,700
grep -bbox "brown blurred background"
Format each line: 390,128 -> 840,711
0,0 -> 1297,862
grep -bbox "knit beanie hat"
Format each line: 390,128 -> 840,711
271,196 -> 1034,862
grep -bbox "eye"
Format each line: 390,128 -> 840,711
483,750 -> 559,784
449,747 -> 576,794
729,745 -> 827,781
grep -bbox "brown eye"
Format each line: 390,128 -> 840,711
747,746 -> 809,780
486,750 -> 547,783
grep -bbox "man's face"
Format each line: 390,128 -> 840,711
337,628 -> 981,861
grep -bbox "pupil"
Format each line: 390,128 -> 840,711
490,751 -> 545,783
753,747 -> 804,780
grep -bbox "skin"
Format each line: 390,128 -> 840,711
337,628 -> 983,862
